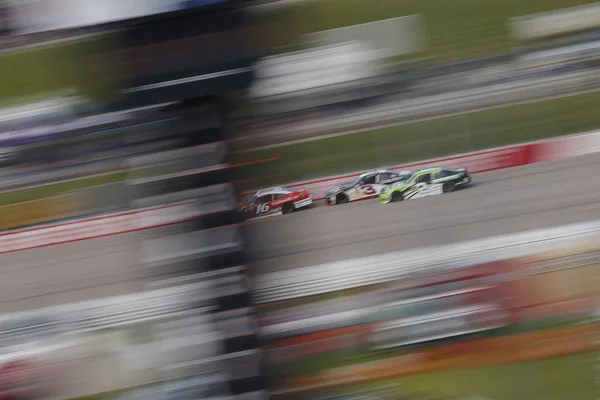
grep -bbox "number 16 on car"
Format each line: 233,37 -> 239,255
240,187 -> 313,220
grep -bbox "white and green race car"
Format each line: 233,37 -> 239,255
379,167 -> 471,204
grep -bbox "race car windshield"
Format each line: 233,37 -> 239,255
405,174 -> 418,184
349,176 -> 362,187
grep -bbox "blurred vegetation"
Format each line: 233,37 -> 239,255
71,335 -> 598,399
0,33 -> 119,104
2,0 -> 594,104
234,90 -> 600,187
70,351 -> 597,400
363,351 -> 599,400
0,172 -> 126,206
254,0 -> 597,61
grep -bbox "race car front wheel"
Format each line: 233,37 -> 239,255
391,191 -> 403,202
282,202 -> 295,214
443,182 -> 456,193
336,193 -> 349,204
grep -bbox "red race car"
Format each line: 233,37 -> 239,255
240,187 -> 312,220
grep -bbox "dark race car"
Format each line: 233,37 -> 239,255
325,169 -> 411,205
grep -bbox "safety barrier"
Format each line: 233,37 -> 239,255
0,281 -> 210,339
253,220 -> 600,303
0,202 -> 198,254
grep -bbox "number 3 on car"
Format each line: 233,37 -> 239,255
360,185 -> 376,195
325,169 -> 412,205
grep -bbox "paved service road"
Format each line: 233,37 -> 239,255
3,152 -> 600,312
244,152 -> 600,274
0,225 -> 187,314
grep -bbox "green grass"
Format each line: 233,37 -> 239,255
343,351 -> 600,400
284,351 -> 599,400
0,34 -> 118,104
0,162 -> 170,206
254,0 -> 597,62
73,346 -> 599,400
79,353 -> 597,400
234,90 -> 600,188
0,172 -> 126,206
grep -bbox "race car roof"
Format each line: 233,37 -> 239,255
256,187 -> 293,195
360,169 -> 410,177
417,167 -> 442,174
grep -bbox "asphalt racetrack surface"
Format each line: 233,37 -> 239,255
0,225 -> 183,314
244,152 -> 600,274
2,152 -> 600,313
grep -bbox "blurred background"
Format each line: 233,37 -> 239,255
1,0 -> 600,399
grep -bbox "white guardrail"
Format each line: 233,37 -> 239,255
0,281 -> 214,338
252,220 -> 600,303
